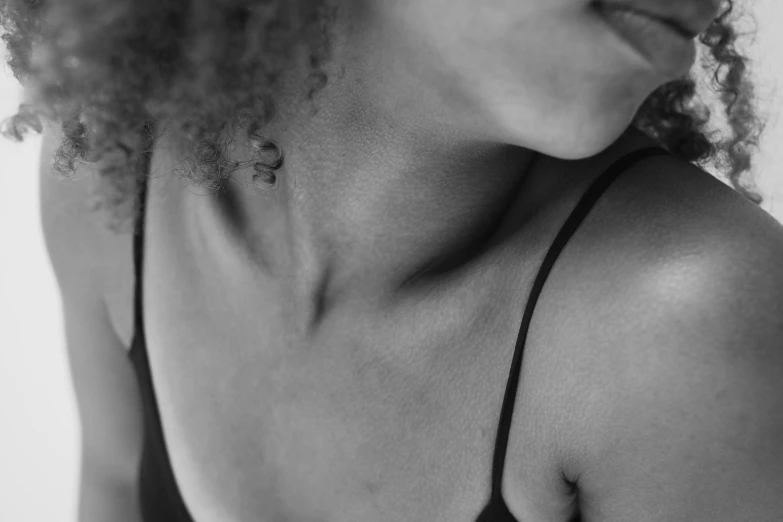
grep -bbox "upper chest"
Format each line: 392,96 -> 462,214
133,170 -> 589,522
102,137 -> 682,522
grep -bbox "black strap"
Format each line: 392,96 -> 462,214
131,141 -> 153,348
488,146 -> 669,501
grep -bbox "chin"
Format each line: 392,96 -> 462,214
498,101 -> 643,161
521,124 -> 635,161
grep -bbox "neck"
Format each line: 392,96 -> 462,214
205,8 -> 542,333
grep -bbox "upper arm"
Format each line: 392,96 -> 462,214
39,122 -> 143,485
576,273 -> 783,520
564,159 -> 783,521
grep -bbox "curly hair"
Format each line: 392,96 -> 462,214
0,0 -> 768,232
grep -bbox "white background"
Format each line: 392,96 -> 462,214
1,3 -> 782,521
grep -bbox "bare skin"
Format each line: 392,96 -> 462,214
41,0 -> 783,521
175,0 -> 703,334
90,122 -> 751,522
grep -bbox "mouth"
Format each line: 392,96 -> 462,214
590,0 -> 698,78
592,1 -> 699,40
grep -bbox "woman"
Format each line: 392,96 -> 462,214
2,0 -> 782,520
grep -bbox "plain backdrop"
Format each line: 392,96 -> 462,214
1,3 -> 782,521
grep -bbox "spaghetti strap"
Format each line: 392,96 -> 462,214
475,145 -> 670,521
126,129 -> 198,521
129,141 -> 153,353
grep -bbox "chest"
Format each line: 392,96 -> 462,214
127,170 -> 591,522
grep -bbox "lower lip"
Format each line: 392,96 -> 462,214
595,2 -> 697,78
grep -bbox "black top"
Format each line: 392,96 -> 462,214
128,145 -> 670,521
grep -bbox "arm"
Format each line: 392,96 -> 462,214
572,214 -> 783,521
39,124 -> 144,522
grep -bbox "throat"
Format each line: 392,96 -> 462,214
200,144 -> 544,337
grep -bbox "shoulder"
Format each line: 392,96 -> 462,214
555,153 -> 783,520
546,148 -> 783,326
39,122 -> 138,348
583,150 -> 783,347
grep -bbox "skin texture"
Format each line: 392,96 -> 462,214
197,0 -> 720,328
0,0 -> 765,324
0,0 -> 766,216
16,0 -> 783,521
